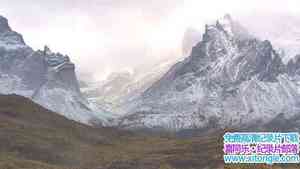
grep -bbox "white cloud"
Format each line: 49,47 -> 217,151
0,0 -> 299,79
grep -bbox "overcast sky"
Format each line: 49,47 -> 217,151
1,0 -> 300,80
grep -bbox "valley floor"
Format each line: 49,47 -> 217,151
0,95 -> 299,169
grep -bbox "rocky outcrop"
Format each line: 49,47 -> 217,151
0,15 -> 110,125
120,15 -> 300,131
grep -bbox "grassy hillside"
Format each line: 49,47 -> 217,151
0,94 -> 299,169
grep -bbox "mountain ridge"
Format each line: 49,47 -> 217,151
119,14 -> 300,131
0,15 -> 110,125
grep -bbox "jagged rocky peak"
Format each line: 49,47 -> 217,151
203,14 -> 252,42
0,15 -> 112,125
39,45 -> 78,91
0,15 -> 25,45
120,14 -> 300,131
287,54 -> 300,75
43,45 -> 52,55
145,14 -> 285,98
42,45 -> 71,67
0,15 -> 11,33
216,14 -> 235,34
187,14 -> 284,83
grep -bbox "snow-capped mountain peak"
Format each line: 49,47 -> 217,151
215,14 -> 235,36
119,15 -> 300,131
205,14 -> 252,42
0,15 -> 111,125
42,46 -> 72,70
0,16 -> 26,49
0,15 -> 11,33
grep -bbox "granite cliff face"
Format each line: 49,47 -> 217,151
0,15 -> 110,125
120,15 -> 300,131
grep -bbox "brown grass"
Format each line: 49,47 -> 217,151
0,94 -> 299,169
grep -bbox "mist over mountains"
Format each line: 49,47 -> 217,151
76,13 -> 300,133
118,14 -> 300,131
1,12 -> 300,133
1,2 -> 300,168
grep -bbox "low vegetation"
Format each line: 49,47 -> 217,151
0,95 -> 299,169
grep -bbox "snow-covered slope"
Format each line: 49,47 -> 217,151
0,15 -> 111,125
81,70 -> 135,114
119,15 -> 300,131
81,58 -> 177,115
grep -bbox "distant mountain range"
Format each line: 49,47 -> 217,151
2,13 -> 300,133
0,15 -> 111,125
80,58 -> 177,114
1,13 -> 300,169
119,14 -> 300,131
